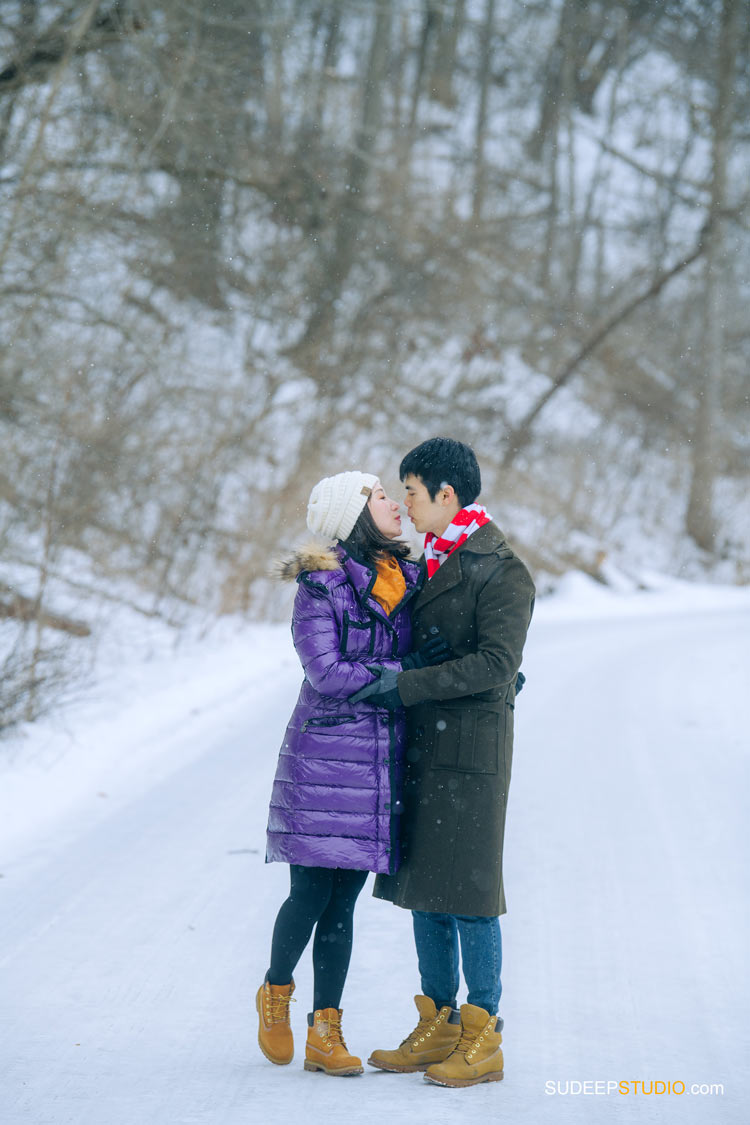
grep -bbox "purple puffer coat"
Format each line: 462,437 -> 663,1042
266,543 -> 421,875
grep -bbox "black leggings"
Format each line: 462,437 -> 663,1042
267,865 -> 368,1011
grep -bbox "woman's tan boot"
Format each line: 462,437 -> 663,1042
424,1003 -> 504,1087
256,978 -> 295,1065
368,995 -> 460,1072
304,1008 -> 363,1076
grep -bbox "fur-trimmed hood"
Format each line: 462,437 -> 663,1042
277,541 -> 342,581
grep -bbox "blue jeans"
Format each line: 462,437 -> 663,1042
412,911 -> 502,1016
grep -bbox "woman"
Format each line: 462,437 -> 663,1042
257,471 -> 447,1076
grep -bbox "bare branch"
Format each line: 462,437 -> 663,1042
501,234 -> 709,468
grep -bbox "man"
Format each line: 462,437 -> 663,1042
352,436 -> 535,1088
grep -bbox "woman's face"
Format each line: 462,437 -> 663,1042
368,482 -> 403,539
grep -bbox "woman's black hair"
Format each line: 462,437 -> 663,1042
339,502 -> 411,567
399,436 -> 481,508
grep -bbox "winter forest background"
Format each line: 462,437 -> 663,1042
1,0 -> 749,730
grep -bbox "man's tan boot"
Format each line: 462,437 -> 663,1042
368,995 -> 461,1073
256,978 -> 295,1065
424,1003 -> 504,1087
304,1008 -> 363,1076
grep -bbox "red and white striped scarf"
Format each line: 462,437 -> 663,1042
423,504 -> 493,579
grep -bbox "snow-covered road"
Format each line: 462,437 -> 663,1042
1,588 -> 747,1124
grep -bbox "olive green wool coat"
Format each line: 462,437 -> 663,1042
372,522 -> 535,917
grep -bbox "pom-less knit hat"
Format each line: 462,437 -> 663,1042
307,471 -> 378,540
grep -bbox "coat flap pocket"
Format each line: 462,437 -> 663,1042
341,611 -> 376,655
430,707 -> 500,774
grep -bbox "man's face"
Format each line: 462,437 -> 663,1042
402,473 -> 459,536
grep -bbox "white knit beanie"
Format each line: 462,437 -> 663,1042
307,471 -> 379,540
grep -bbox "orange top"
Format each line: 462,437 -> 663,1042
371,556 -> 407,616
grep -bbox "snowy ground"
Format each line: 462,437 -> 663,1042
1,575 -> 748,1124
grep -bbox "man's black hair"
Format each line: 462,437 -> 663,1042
399,437 -> 481,508
340,502 -> 411,567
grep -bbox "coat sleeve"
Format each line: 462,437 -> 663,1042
396,555 -> 535,707
292,582 -> 402,699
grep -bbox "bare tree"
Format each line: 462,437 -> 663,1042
429,0 -> 465,108
471,0 -> 495,222
0,0 -> 748,709
686,0 -> 742,551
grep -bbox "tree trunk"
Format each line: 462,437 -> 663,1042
686,0 -> 740,552
472,0 -> 495,222
430,0 -> 465,108
408,3 -> 438,132
288,0 -> 392,361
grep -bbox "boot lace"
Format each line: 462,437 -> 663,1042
400,1017 -> 432,1048
323,1011 -> 348,1049
267,992 -> 295,1024
400,1008 -> 447,1048
455,1019 -> 498,1061
453,1027 -> 480,1057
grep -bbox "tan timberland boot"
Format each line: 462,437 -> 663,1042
256,978 -> 295,1065
304,1008 -> 363,1076
368,995 -> 461,1073
424,1003 -> 504,1087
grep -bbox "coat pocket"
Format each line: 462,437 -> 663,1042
430,707 -> 502,774
341,611 -> 376,656
301,714 -> 358,732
